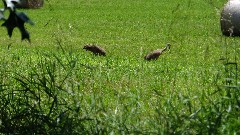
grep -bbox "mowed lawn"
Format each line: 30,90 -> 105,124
0,0 -> 239,134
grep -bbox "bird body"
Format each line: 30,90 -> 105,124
144,43 -> 170,61
83,44 -> 106,56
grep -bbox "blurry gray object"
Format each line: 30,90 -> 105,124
220,0 -> 240,36
0,8 -> 6,20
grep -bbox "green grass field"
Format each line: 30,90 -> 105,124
0,0 -> 239,134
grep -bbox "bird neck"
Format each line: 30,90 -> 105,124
163,46 -> 168,51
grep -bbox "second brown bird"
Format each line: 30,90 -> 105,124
144,43 -> 171,61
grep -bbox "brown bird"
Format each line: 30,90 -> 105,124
83,44 -> 106,56
144,43 -> 171,61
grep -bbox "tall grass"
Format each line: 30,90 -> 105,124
0,0 -> 239,134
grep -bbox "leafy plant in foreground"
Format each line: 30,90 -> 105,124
0,0 -> 34,41
0,51 -> 84,134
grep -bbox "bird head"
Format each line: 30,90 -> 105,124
166,43 -> 171,50
83,44 -> 91,50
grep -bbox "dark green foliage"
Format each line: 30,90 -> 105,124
1,0 -> 34,41
0,53 -> 80,134
0,47 -> 239,134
